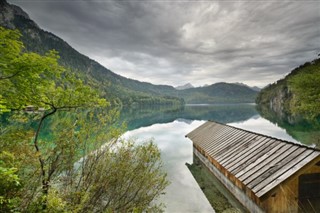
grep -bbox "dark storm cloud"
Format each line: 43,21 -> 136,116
9,0 -> 320,87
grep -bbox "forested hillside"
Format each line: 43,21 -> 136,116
0,0 -> 183,106
0,0 -> 258,105
256,58 -> 320,120
179,83 -> 258,104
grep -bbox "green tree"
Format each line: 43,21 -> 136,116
0,27 -> 62,111
36,109 -> 169,212
1,26 -> 108,210
0,27 -> 169,212
0,151 -> 21,213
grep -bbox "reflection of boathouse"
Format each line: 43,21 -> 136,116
186,121 -> 320,213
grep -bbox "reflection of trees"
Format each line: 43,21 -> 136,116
120,104 -> 258,131
257,105 -> 320,147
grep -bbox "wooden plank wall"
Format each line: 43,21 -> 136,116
187,121 -> 320,213
194,144 -> 320,213
261,161 -> 320,213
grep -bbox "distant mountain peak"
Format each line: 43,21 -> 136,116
175,83 -> 194,90
233,82 -> 261,92
178,82 -> 258,104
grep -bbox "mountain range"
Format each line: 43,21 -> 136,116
233,83 -> 261,92
0,0 -> 258,105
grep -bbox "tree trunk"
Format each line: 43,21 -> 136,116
33,107 -> 57,210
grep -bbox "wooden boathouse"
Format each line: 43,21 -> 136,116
186,121 -> 320,213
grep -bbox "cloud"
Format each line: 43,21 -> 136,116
10,0 -> 320,87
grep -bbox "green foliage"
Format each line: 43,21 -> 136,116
0,26 -> 169,213
256,58 -> 320,121
0,27 -> 22,63
0,151 -> 21,212
0,27 -> 107,210
289,61 -> 320,119
58,137 -> 169,212
0,96 -> 10,113
0,27 -> 61,111
3,109 -> 168,212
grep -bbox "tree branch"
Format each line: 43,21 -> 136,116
0,71 -> 21,80
33,106 -> 57,210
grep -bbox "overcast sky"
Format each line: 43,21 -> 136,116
9,0 -> 320,87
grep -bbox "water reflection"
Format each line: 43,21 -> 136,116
120,104 -> 316,212
120,104 -> 258,131
123,121 -> 214,213
257,106 -> 320,147
120,104 -> 319,147
229,116 -> 299,143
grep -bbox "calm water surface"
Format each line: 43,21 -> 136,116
123,120 -> 214,212
120,104 -> 311,212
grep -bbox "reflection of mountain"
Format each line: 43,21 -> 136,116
120,104 -> 258,131
175,118 -> 193,124
257,105 -> 320,147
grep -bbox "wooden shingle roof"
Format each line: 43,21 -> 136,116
186,121 -> 320,199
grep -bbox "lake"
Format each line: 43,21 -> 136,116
2,103 -> 317,212
120,104 -> 318,212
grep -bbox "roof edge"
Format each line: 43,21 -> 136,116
207,120 -> 320,152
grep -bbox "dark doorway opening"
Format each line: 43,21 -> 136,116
299,173 -> 320,212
